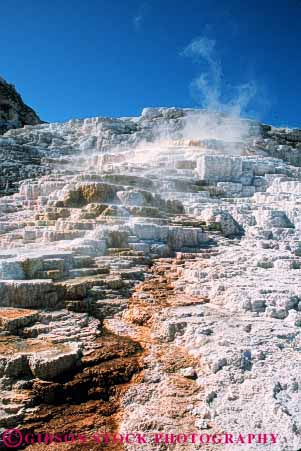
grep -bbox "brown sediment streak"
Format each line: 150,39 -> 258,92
122,256 -> 209,338
112,256 -> 218,451
21,255 -> 207,451
18,330 -> 144,451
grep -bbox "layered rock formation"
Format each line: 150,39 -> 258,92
0,107 -> 300,450
0,106 -> 301,197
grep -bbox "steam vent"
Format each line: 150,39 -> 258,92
1,83 -> 301,450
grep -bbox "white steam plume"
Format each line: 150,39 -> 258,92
181,36 -> 258,117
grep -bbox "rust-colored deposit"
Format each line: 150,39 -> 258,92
14,255 -> 212,451
19,333 -> 143,451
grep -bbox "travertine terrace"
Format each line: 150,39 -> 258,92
0,107 -> 301,450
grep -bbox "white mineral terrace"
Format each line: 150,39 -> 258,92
0,108 -> 300,450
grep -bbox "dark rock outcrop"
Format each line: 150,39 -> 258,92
0,76 -> 46,195
0,76 -> 42,134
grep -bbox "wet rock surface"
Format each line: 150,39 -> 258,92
0,107 -> 300,450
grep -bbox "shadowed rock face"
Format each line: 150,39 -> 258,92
0,77 -> 42,134
0,77 -> 45,195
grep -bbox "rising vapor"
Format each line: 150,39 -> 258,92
181,35 -> 258,117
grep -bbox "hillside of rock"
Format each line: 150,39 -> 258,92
0,77 -> 42,134
0,107 -> 300,450
0,77 -> 45,196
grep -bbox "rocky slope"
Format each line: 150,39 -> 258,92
0,77 -> 42,134
0,77 -> 44,196
0,107 -> 300,450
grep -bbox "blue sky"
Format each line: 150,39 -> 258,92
1,0 -> 300,126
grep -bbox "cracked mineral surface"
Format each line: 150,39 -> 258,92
0,106 -> 300,450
